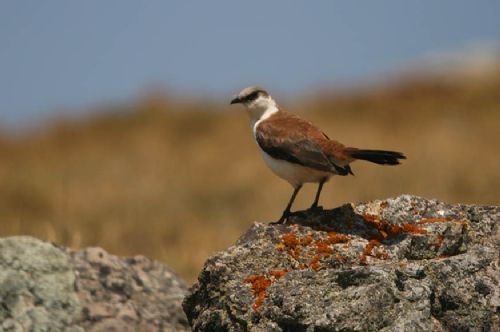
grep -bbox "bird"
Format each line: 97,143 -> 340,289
230,86 -> 406,224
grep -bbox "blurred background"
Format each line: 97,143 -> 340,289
1,1 -> 499,281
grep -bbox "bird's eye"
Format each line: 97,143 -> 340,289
246,91 -> 259,101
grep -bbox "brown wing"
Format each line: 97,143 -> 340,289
256,111 -> 353,175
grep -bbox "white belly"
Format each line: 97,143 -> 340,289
260,150 -> 331,188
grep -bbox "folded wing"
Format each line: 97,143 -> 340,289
255,111 -> 353,176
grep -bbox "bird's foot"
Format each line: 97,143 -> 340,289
270,211 -> 291,225
269,220 -> 283,225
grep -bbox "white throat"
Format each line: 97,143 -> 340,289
248,98 -> 279,133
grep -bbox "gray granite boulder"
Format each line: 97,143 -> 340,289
183,195 -> 499,331
0,237 -> 190,332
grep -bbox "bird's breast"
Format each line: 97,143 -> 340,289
258,147 -> 331,187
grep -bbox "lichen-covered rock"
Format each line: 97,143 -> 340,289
0,237 -> 82,332
183,195 -> 499,332
0,237 -> 190,332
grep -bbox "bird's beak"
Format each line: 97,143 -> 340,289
230,96 -> 242,105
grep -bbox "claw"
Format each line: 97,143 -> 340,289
271,211 -> 290,225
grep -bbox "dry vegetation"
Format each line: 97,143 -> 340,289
1,68 -> 499,281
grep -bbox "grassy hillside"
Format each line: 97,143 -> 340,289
1,68 -> 499,281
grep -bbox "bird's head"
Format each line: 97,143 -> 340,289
230,86 -> 276,114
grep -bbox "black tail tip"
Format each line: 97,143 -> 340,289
349,150 -> 406,165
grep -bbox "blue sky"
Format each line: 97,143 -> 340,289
1,1 -> 499,126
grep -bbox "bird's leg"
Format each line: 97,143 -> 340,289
310,178 -> 327,210
274,185 -> 302,224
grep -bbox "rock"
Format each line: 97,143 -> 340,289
183,195 -> 499,332
0,237 -> 190,332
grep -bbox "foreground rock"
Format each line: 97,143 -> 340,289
184,195 -> 499,331
0,237 -> 190,332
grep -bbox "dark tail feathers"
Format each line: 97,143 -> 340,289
348,149 -> 406,165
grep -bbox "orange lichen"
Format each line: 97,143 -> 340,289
379,230 -> 389,239
335,254 -> 347,261
275,229 -> 355,275
365,239 -> 381,255
362,213 -> 377,222
281,232 -> 304,261
310,255 -> 321,264
244,274 -> 272,310
359,213 -> 456,264
313,232 -> 350,255
327,232 -> 350,244
401,224 -> 429,235
360,239 -> 381,264
270,269 -> 288,279
375,251 -> 390,260
417,218 -> 451,224
434,235 -> 444,250
288,248 -> 301,261
282,232 -> 300,248
299,234 -> 313,246
389,223 -> 429,236
253,294 -> 266,309
309,255 -> 322,271
314,240 -> 333,255
386,225 -> 401,235
276,243 -> 286,251
310,263 -> 321,271
363,213 -> 430,240
279,230 -> 351,270
363,213 -> 384,231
